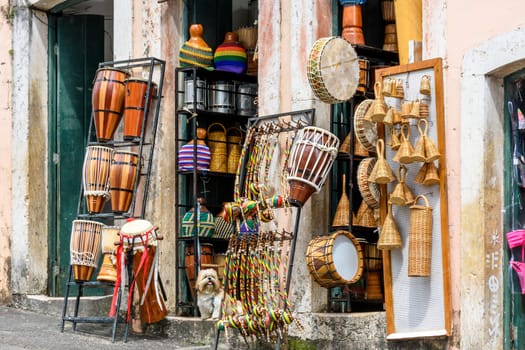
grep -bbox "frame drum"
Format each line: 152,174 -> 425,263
306,230 -> 364,288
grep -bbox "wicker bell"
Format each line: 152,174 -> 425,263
409,100 -> 421,118
401,101 -> 413,119
332,174 -> 351,228
420,75 -> 431,95
355,201 -> 377,228
383,107 -> 395,127
371,82 -> 387,123
393,124 -> 415,164
419,99 -> 429,118
408,195 -> 433,277
377,202 -> 402,250
411,119 -> 428,163
389,127 -> 401,150
394,79 -> 404,99
390,165 -> 414,206
415,161 -> 440,186
207,122 -> 228,173
382,78 -> 393,97
369,139 -> 395,184
339,133 -> 351,155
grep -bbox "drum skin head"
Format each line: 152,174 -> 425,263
333,234 -> 360,281
121,219 -> 153,236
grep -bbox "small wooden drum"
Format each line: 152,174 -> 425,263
236,83 -> 257,116
357,58 -> 370,95
287,126 -> 340,207
92,67 -> 129,142
109,151 -> 139,213
184,78 -> 207,110
123,78 -> 157,140
184,242 -> 214,300
307,36 -> 359,104
306,230 -> 364,288
70,220 -> 104,281
120,219 -> 166,324
208,81 -> 235,114
96,226 -> 120,283
82,145 -> 114,213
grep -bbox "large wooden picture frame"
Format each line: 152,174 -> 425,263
375,58 -> 451,339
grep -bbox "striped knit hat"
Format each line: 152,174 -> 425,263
214,32 -> 247,74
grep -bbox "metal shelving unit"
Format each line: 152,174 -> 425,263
61,57 -> 165,342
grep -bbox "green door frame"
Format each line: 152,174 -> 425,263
504,68 -> 525,350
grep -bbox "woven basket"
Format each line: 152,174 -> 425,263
332,174 -> 351,228
377,201 -> 402,250
369,139 -> 395,184
226,127 -> 243,174
208,122 -> 227,173
408,195 -> 433,277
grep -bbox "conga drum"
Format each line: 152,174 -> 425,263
184,242 -> 214,300
306,230 -> 364,288
97,226 -> 120,282
120,219 -> 166,324
92,67 -> 129,142
70,220 -> 104,281
123,79 -> 157,140
82,145 -> 115,213
109,151 -> 139,213
286,126 -> 340,207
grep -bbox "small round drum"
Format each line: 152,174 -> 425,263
82,145 -> 115,213
123,78 -> 157,140
109,151 -> 139,213
92,67 -> 129,142
185,242 -> 214,300
306,230 -> 364,288
236,83 -> 257,116
120,219 -> 166,324
96,226 -> 120,283
286,126 -> 340,207
70,220 -> 104,281
307,37 -> 359,104
208,81 -> 234,114
184,78 -> 207,110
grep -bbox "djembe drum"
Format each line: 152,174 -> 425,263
70,220 -> 104,281
286,126 -> 340,207
120,219 -> 167,324
109,151 -> 139,213
82,145 -> 114,213
97,226 -> 120,282
123,79 -> 157,140
306,230 -> 364,288
92,67 -> 129,142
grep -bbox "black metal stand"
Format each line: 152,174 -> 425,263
61,57 -> 165,342
212,109 -> 314,350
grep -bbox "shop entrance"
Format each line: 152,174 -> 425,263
47,1 -> 112,296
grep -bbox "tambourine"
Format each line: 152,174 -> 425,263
307,37 -> 359,104
354,99 -> 378,152
357,157 -> 380,209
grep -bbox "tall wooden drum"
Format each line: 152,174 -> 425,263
123,79 -> 157,140
92,67 -> 129,142
70,220 -> 103,281
82,145 -> 114,213
109,151 -> 139,213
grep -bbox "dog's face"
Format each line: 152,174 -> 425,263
196,268 -> 222,295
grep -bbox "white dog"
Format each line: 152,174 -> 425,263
196,268 -> 224,320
